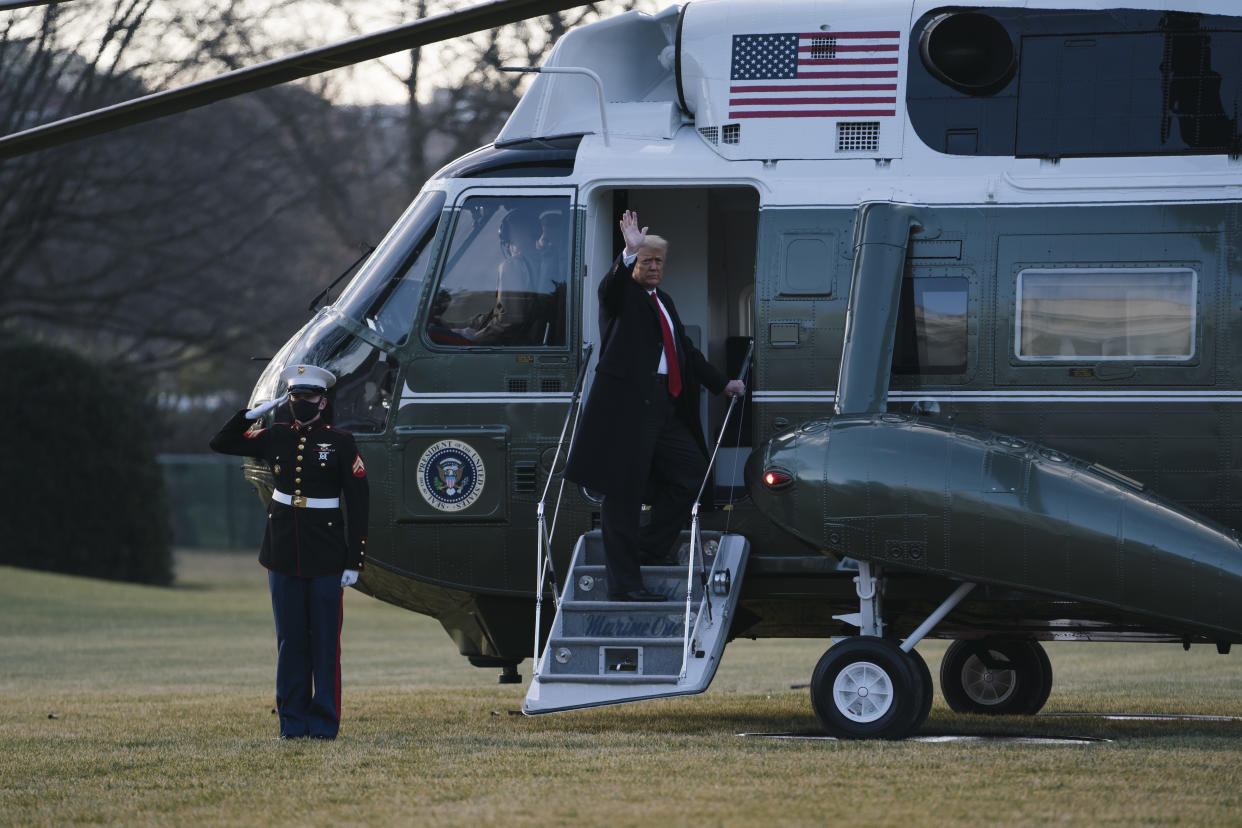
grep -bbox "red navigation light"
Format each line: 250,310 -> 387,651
763,469 -> 792,489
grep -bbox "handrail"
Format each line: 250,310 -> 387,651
679,339 -> 755,679
532,342 -> 594,677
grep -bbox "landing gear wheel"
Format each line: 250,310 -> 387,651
1022,640 -> 1053,715
904,647 -> 934,732
811,638 -> 923,740
939,639 -> 1048,715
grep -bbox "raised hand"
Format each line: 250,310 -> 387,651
619,209 -> 648,255
244,393 -> 289,421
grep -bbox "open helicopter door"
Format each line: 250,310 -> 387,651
523,185 -> 757,714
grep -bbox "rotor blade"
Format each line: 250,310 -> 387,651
0,0 -> 587,159
0,0 -> 80,10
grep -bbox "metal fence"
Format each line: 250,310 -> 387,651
158,454 -> 266,549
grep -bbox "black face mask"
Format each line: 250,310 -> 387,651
290,399 -> 321,422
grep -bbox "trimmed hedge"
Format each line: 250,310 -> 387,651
0,337 -> 173,585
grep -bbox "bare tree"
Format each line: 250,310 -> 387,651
0,0 -> 658,450
0,3 -> 405,375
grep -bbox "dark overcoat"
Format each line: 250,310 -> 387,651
564,254 -> 728,497
211,411 -> 369,576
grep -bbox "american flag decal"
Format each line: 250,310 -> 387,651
729,30 -> 900,119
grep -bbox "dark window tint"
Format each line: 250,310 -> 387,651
907,8 -> 1242,158
893,277 -> 968,374
1016,29 -> 1242,158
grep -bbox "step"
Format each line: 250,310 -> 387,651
558,605 -> 696,638
540,635 -> 687,677
534,673 -> 681,685
565,567 -> 706,603
524,531 -> 750,715
574,534 -> 724,567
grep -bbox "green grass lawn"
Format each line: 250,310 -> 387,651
3,552 -> 1242,825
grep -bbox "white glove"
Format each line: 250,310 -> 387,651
244,393 -> 289,420
340,569 -> 359,588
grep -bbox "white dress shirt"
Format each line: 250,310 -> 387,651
623,249 -> 676,375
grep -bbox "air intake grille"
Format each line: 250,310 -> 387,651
541,378 -> 562,393
698,126 -> 719,145
722,124 -> 740,144
514,461 -> 538,493
810,36 -> 837,59
837,121 -> 880,152
507,378 -> 528,394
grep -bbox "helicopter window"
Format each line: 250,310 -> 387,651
426,195 -> 570,348
892,276 -> 969,375
335,190 -> 446,345
1016,268 -> 1196,362
278,312 -> 399,434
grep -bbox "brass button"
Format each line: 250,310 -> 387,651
294,478 -> 301,484
295,467 -> 302,472
294,489 -> 301,495
297,455 -> 303,461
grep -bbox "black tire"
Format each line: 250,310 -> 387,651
1021,640 -> 1053,715
939,639 -> 1045,715
904,647 -> 934,733
810,637 -> 921,739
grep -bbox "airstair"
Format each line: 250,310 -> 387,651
523,528 -> 749,714
524,340 -> 754,715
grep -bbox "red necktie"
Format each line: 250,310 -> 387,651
650,292 -> 682,397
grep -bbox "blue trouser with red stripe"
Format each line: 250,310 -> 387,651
268,571 -> 343,738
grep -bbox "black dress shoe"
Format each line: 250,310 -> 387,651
610,588 -> 667,602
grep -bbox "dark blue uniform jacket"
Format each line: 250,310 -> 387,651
211,411 -> 369,576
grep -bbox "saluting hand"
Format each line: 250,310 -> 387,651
620,209 -> 648,255
244,393 -> 289,421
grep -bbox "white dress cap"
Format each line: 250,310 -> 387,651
279,363 -> 337,393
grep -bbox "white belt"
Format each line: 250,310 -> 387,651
272,490 -> 340,509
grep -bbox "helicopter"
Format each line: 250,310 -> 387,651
8,0 -> 1242,740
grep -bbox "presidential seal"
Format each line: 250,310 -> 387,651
417,439 -> 486,512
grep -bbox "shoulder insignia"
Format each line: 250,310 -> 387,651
352,454 -> 367,478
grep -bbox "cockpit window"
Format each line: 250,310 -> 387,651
426,195 -> 570,348
335,189 -> 447,346
270,312 -> 398,434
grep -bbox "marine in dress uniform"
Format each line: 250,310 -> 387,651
564,211 -> 745,601
210,364 -> 369,739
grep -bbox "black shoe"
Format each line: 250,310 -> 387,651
309,733 -> 336,741
610,588 -> 667,602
